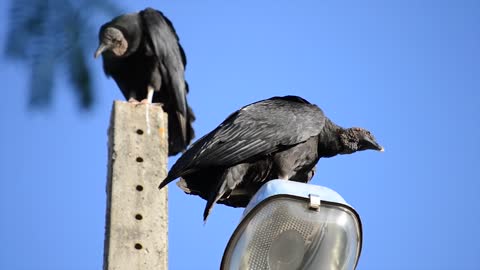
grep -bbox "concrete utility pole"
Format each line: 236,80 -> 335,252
104,101 -> 168,270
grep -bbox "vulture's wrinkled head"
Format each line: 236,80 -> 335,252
94,26 -> 128,58
340,127 -> 383,154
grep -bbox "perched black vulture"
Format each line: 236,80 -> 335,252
94,7 -> 194,156
159,95 -> 383,221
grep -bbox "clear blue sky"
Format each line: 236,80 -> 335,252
1,1 -> 479,269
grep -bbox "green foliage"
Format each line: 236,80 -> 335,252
4,0 -> 122,109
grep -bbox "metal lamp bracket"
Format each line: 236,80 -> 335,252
308,194 -> 321,210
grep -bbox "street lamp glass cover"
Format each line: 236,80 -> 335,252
221,180 -> 362,270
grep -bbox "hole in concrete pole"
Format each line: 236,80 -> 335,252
135,214 -> 143,220
135,243 -> 142,250
136,157 -> 144,162
136,185 -> 143,191
136,129 -> 144,135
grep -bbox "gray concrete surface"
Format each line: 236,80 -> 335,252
104,101 -> 168,270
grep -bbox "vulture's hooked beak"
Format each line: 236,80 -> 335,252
362,136 -> 384,152
94,43 -> 108,58
372,141 -> 384,152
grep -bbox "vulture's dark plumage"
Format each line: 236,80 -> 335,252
95,8 -> 194,156
159,95 -> 383,221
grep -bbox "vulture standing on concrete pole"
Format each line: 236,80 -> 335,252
159,95 -> 384,221
94,7 -> 194,156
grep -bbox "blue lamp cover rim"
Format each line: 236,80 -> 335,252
243,180 -> 351,217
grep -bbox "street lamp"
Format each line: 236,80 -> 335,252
221,180 -> 362,270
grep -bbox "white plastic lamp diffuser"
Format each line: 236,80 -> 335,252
221,180 -> 362,270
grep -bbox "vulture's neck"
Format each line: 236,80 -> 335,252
317,118 -> 345,158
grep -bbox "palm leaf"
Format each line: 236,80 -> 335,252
4,0 -> 123,109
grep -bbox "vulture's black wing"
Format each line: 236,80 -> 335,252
161,13 -> 187,67
140,8 -> 187,115
160,96 -> 325,188
140,8 -> 189,145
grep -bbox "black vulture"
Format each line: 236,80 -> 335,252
158,95 -> 383,221
94,7 -> 194,156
